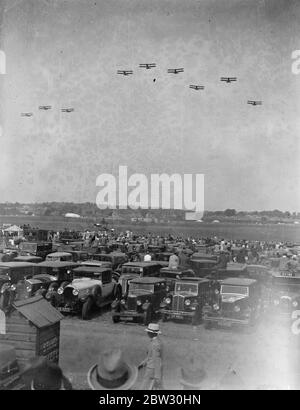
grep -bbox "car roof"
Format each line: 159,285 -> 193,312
47,252 -> 72,257
226,263 -> 247,271
0,262 -> 37,268
221,277 -> 256,286
130,276 -> 166,284
160,267 -> 191,273
38,261 -> 78,268
14,256 -> 42,261
176,277 -> 209,283
73,266 -> 111,274
123,262 -> 161,267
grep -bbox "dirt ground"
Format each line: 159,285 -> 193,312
59,307 -> 300,390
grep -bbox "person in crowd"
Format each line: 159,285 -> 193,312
21,357 -> 72,390
139,323 -> 163,390
168,250 -> 179,269
87,348 -> 138,390
144,251 -> 152,262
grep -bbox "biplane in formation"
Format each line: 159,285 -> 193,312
220,77 -> 237,83
117,70 -> 133,76
139,63 -> 156,69
39,105 -> 52,110
21,113 -> 33,117
189,85 -> 205,90
167,68 -> 184,74
61,108 -> 74,113
247,100 -> 262,106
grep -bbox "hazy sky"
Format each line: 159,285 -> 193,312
0,0 -> 299,210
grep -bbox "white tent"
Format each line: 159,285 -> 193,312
65,213 -> 81,218
3,225 -> 23,237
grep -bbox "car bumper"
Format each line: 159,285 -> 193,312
160,309 -> 195,318
203,315 -> 250,326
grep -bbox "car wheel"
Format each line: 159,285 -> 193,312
143,308 -> 152,326
82,297 -> 93,320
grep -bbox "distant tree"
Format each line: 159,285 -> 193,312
224,209 -> 237,217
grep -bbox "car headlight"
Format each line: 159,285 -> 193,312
165,297 -> 171,304
26,286 -> 32,292
234,305 -> 241,312
11,284 -> 16,291
57,288 -> 63,295
214,289 -> 219,294
292,301 -> 298,307
136,300 -> 142,306
72,289 -> 79,296
185,299 -> 191,306
274,299 -> 280,306
121,299 -> 126,305
213,303 -> 219,310
166,286 -> 170,292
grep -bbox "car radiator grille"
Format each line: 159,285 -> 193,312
127,296 -> 136,311
172,295 -> 185,311
64,287 -> 76,304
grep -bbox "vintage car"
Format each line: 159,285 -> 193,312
270,274 -> 300,317
0,262 -> 38,311
189,259 -> 218,277
19,241 -> 53,259
159,267 -> 196,292
160,277 -> 212,324
208,262 -> 248,280
89,252 -> 128,270
45,252 -> 73,262
56,266 -> 122,320
111,277 -> 167,324
202,277 -> 262,328
119,262 -> 162,295
13,261 -> 78,302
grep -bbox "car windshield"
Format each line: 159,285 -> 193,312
175,283 -> 198,295
221,285 -> 249,296
129,283 -> 154,294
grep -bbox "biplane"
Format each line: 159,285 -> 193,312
61,108 -> 74,113
247,100 -> 262,106
21,113 -> 33,117
139,63 -> 156,69
167,68 -> 184,74
189,85 -> 205,90
220,77 -> 237,83
39,105 -> 52,110
117,70 -> 133,76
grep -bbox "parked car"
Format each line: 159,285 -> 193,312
89,252 -> 128,270
270,274 -> 300,317
46,252 -> 73,262
56,266 -> 122,320
19,241 -> 53,259
202,277 -> 262,328
160,277 -> 212,325
111,277 -> 167,324
189,259 -> 218,277
13,261 -> 78,303
119,262 -> 162,295
0,262 -> 38,311
159,267 -> 196,292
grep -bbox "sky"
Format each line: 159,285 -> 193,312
0,0 -> 299,211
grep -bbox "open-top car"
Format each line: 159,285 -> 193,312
56,266 -> 122,320
160,277 -> 212,325
270,274 -> 300,317
159,267 -> 196,292
111,277 -> 167,324
203,277 -> 262,328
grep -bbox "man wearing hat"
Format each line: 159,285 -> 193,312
87,348 -> 138,390
139,323 -> 163,390
21,357 -> 73,390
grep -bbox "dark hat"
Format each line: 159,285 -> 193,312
21,357 -> 72,390
179,356 -> 206,388
87,349 -> 138,390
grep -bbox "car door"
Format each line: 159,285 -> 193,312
101,271 -> 114,299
